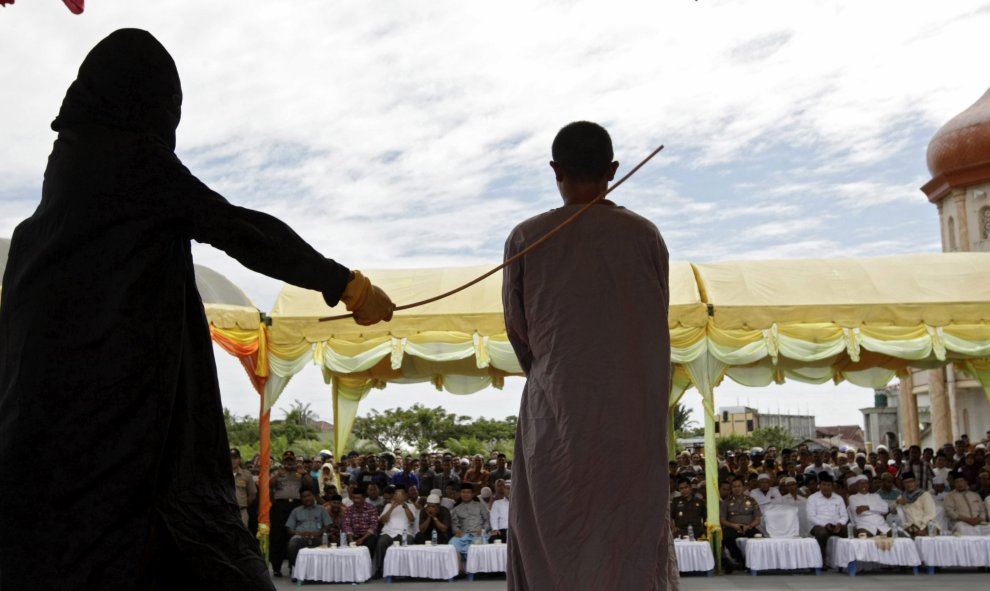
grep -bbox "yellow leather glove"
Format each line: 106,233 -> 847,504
340,271 -> 395,326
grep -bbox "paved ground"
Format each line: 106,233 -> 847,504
272,570 -> 989,590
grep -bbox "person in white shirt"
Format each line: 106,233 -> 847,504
806,473 -> 848,561
748,474 -> 780,508
896,472 -> 937,536
850,453 -> 876,477
373,488 -> 416,578
847,475 -> 890,536
489,480 -> 511,543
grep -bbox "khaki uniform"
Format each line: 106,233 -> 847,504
233,467 -> 257,527
720,495 -> 762,564
671,495 -> 705,536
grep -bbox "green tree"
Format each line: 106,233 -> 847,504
672,403 -> 696,432
716,434 -> 751,455
271,399 -> 320,443
749,426 -> 796,450
224,408 -> 260,447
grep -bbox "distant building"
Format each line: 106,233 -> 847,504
716,406 -> 815,440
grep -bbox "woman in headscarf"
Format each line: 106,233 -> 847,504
0,29 -> 393,590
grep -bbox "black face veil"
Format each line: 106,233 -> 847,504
52,28 -> 182,150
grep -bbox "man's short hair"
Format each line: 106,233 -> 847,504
329,494 -> 343,502
460,482 -> 476,491
551,121 -> 614,182
817,472 -> 834,483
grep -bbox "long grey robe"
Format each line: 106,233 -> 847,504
502,200 -> 677,590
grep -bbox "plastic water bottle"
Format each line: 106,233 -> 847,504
431,529 -> 438,545
847,523 -> 855,539
687,525 -> 695,541
927,521 -> 936,537
321,532 -> 328,547
340,530 -> 347,547
401,534 -> 408,547
891,525 -> 898,539
483,529 -> 489,544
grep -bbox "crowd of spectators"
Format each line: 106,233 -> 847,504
670,430 -> 990,572
233,448 -> 512,580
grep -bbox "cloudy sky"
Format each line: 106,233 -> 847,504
1,1 -> 986,431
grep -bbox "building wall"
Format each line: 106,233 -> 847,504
758,413 -> 816,440
939,183 -> 990,253
718,408 -> 758,437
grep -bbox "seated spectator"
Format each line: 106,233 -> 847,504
901,445 -> 934,490
897,472 -> 936,536
671,479 -> 705,538
374,488 -> 416,577
318,463 -> 337,500
720,479 -> 762,571
322,494 -> 346,541
748,474 -> 780,508
718,480 -> 731,501
875,472 -> 902,504
944,473 -> 990,535
489,480 -> 511,543
343,489 -> 380,558
406,484 -> 424,509
799,474 -> 819,498
416,493 -> 453,544
356,456 -> 390,491
932,454 -> 951,484
416,453 -> 437,496
286,489 -> 332,578
976,470 -> 990,501
806,473 -> 848,561
803,450 -> 835,480
846,475 -> 890,537
777,477 -> 804,505
441,483 -> 459,510
450,483 -> 490,561
367,483 -> 385,509
851,452 -> 875,477
932,477 -> 948,502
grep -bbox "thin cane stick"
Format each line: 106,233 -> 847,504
318,144 -> 664,322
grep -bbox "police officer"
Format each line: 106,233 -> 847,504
671,479 -> 705,538
719,478 -> 762,569
269,450 -> 314,578
231,448 -> 257,528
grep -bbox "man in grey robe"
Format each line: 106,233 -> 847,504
502,121 -> 677,590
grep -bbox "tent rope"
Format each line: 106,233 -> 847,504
319,144 -> 664,322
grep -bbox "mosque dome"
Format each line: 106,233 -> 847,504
924,87 -> 990,202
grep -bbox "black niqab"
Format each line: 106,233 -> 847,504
0,29 -> 350,590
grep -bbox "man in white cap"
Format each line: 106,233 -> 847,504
416,493 -> 452,544
489,480 -> 511,543
850,452 -> 875,478
847,475 -> 890,537
748,474 -> 781,508
944,473 -> 990,535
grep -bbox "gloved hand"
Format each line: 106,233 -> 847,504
340,271 -> 395,326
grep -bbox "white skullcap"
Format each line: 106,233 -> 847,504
757,474 -> 771,481
426,494 -> 441,504
480,487 -> 492,499
849,475 -> 867,485
430,489 -> 442,496
933,476 -> 946,485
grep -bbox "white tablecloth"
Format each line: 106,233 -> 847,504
383,544 -> 460,580
294,546 -> 373,583
763,505 -> 800,539
739,537 -> 822,571
826,537 -> 921,570
914,536 -> 990,567
673,540 -> 715,572
466,543 -> 507,574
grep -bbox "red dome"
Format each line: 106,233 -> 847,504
927,87 -> 990,177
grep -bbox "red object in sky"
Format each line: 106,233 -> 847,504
64,0 -> 84,14
0,0 -> 15,7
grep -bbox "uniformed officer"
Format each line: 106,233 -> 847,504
269,450 -> 314,578
231,448 -> 257,527
671,479 -> 705,538
720,478 -> 762,568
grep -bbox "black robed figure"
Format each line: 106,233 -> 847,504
0,29 -> 393,589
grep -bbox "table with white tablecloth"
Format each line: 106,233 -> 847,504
737,537 -> 822,575
466,542 -> 507,580
383,544 -> 460,582
826,537 -> 921,575
914,535 -> 990,573
673,539 -> 715,575
293,546 -> 373,584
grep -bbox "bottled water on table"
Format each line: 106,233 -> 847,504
687,525 -> 695,541
401,534 -> 408,546
321,532 -> 328,547
927,521 -> 936,537
340,530 -> 347,547
431,529 -> 438,545
847,523 -> 855,539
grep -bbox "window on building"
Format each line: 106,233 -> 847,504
947,216 -> 957,250
746,419 -> 754,432
981,206 -> 990,240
